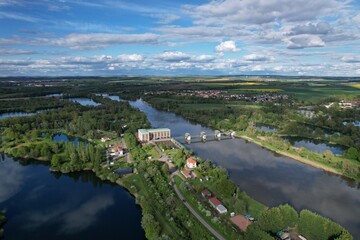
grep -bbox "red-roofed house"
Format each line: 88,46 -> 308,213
230,215 -> 251,231
209,197 -> 222,208
186,157 -> 197,169
101,136 -> 110,142
201,189 -> 212,198
181,169 -> 192,178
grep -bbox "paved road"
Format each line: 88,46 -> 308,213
170,172 -> 226,240
121,138 -> 132,163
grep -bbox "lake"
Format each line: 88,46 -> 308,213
283,136 -> 346,155
256,124 -> 277,133
66,98 -> 100,106
0,112 -> 35,120
128,98 -> 360,239
0,155 -> 144,240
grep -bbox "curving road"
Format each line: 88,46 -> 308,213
170,172 -> 226,240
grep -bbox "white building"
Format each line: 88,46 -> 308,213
216,205 -> 228,214
138,128 -> 171,142
186,158 -> 197,169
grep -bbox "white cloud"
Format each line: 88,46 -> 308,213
244,54 -> 275,62
185,0 -> 346,25
339,55 -> 360,63
0,49 -> 37,55
285,34 -> 325,49
51,33 -> 160,50
0,11 -> 40,22
215,40 -> 239,52
155,51 -> 190,61
288,22 -> 332,35
118,54 -> 144,62
150,13 -> 180,24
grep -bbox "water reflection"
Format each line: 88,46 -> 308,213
0,155 -> 144,240
0,159 -> 26,203
66,98 -> 100,106
283,136 -> 345,155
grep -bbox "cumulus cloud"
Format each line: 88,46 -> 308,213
289,22 -> 332,35
0,49 -> 37,56
339,55 -> 360,63
215,40 -> 239,52
155,51 -> 190,61
285,34 -> 325,49
185,0 -> 345,25
118,54 -> 144,62
149,13 -> 180,24
48,33 -> 160,50
244,54 -> 275,62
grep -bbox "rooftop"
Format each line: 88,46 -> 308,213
209,197 -> 222,206
138,128 -> 171,134
230,215 -> 251,231
187,157 -> 197,164
216,204 -> 227,213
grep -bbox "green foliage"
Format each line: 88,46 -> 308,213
345,147 -> 359,161
243,225 -> 273,240
258,204 -> 298,233
298,210 -> 352,240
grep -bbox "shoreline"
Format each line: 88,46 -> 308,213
237,134 -> 343,176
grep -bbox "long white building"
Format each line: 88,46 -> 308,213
138,128 -> 171,142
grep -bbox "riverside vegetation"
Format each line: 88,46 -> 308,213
0,211 -> 5,239
0,77 -> 357,239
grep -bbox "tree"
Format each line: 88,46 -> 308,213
244,225 -> 273,240
141,213 -> 160,239
51,155 -> 60,167
323,150 -> 334,161
345,147 -> 359,161
279,204 -> 298,228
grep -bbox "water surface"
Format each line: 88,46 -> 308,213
0,155 -> 144,240
128,98 -> 360,238
283,136 -> 345,155
66,98 -> 100,106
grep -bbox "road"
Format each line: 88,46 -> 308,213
170,172 -> 226,240
121,138 -> 132,163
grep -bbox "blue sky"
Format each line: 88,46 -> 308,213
0,0 -> 360,76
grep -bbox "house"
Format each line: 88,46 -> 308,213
230,215 -> 251,231
216,204 -> 227,214
181,169 -> 192,179
209,197 -> 222,208
186,157 -> 197,169
101,136 -> 110,142
201,189 -> 212,198
112,146 -> 123,156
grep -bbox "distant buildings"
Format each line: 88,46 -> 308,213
138,128 -> 171,142
144,90 -> 289,103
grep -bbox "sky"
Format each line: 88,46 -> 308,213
0,0 -> 360,76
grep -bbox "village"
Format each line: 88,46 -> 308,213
144,90 -> 290,103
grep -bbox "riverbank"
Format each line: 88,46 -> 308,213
237,135 -> 343,176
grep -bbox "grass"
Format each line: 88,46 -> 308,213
351,83 -> 360,89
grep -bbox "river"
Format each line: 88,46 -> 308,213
0,155 -> 145,239
128,98 -> 360,239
